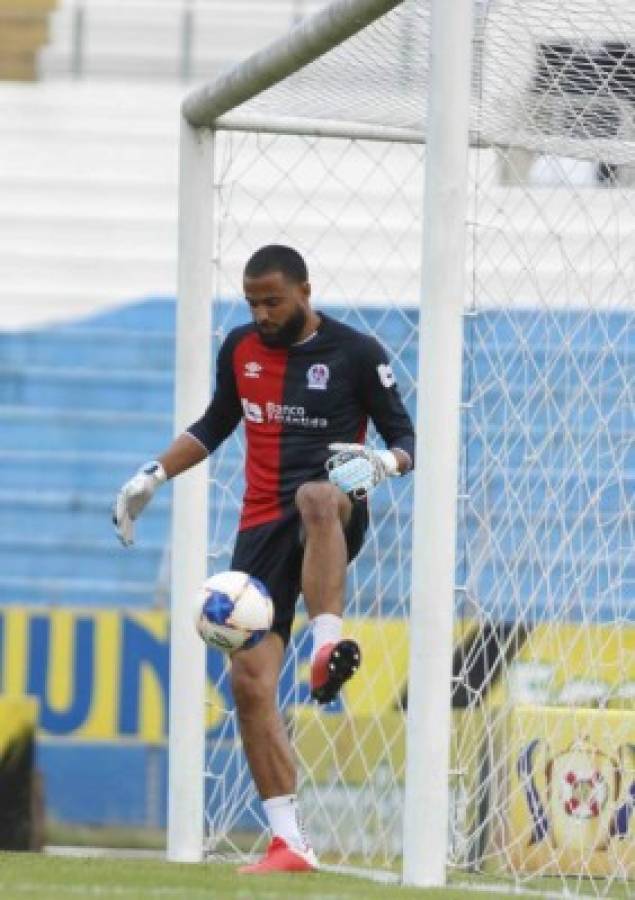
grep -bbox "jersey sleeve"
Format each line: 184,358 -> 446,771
356,336 -> 415,464
186,332 -> 243,454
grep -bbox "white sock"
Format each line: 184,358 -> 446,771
310,613 -> 343,664
262,794 -> 308,851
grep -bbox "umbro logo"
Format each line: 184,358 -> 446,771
244,361 -> 262,379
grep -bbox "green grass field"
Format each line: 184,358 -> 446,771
0,852 -> 631,900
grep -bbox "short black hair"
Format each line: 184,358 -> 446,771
244,244 -> 308,283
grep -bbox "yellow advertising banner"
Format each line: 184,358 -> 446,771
1,605 -> 633,759
497,705 -> 635,877
0,607 -> 413,743
0,607 -> 227,742
0,696 -> 38,757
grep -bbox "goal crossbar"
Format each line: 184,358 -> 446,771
182,0 -> 403,127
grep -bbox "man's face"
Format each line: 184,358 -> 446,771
244,270 -> 310,348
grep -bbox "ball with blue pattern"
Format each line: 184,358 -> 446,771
195,570 -> 274,653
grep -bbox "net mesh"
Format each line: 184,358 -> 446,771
240,0 -> 635,166
194,1 -> 634,894
457,149 -> 633,894
203,132 -> 422,866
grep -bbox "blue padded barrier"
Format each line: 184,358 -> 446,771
37,742 -> 167,828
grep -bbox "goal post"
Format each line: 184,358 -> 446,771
168,120 -> 214,862
402,0 -> 474,887
169,1 -> 634,895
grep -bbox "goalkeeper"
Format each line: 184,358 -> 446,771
113,244 -> 414,874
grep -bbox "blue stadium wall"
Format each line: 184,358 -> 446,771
0,298 -> 632,828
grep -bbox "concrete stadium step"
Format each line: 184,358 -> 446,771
2,484 -> 626,556
350,553 -> 629,621
0,132 -> 178,183
39,0 -> 325,80
2,80 -> 635,328
0,208 -> 422,258
431,346 -> 633,385
0,490 -> 170,544
40,52 -> 230,83
371,480 -> 631,525
469,472 -> 632,517
456,559 -> 632,624
467,309 -> 633,343
0,169 -> 407,220
0,487 -> 235,547
71,299 -> 177,331
372,502 -> 630,548
0,217 -> 421,286
473,519 -> 630,557
0,406 -> 171,453
0,327 -> 174,370
0,249 -> 177,295
1,214 -> 610,287
0,366 -> 173,413
0,173 -> 174,214
0,450 -> 158,492
465,432 -> 629,472
0,449 -> 238,493
0,536 -> 163,582
0,321 -> 626,380
1,294 -> 179,332
466,353 -> 631,391
1,212 -> 176,250
0,574 -> 158,607
0,83 -> 180,137
467,385 -> 630,426
1,291 -> 155,330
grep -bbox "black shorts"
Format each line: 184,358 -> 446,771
231,500 -> 368,646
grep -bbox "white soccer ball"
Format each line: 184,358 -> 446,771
194,570 -> 274,653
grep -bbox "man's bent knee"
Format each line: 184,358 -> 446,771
296,481 -> 347,527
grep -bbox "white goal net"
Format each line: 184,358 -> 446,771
171,1 -> 634,895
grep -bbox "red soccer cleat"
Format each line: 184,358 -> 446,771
238,836 -> 318,874
310,638 -> 361,704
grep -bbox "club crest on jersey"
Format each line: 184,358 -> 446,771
306,363 -> 330,391
244,361 -> 262,379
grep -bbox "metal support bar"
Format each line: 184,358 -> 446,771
71,3 -> 85,79
180,5 -> 194,82
215,112 -> 423,143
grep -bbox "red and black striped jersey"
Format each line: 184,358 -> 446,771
187,313 -> 415,530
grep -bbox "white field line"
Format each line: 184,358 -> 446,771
0,883 -> 351,900
0,887 -> 203,898
44,845 -> 165,859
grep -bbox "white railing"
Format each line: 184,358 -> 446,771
4,0 -> 326,81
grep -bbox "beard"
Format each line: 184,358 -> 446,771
256,306 -> 308,348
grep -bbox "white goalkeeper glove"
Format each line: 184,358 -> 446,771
326,443 -> 400,499
112,460 -> 167,547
